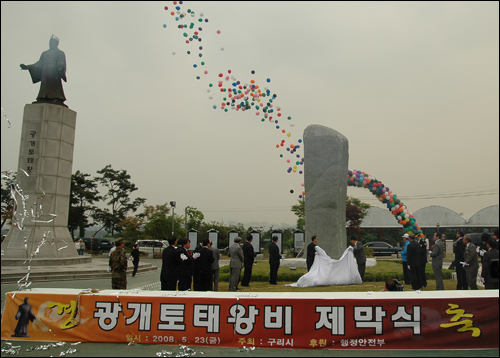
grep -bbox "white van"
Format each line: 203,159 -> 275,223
135,240 -> 168,255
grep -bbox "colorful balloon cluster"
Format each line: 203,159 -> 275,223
163,2 -> 305,198
163,3 -> 421,226
347,170 -> 423,237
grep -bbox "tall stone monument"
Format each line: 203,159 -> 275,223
1,36 -> 89,266
1,104 -> 89,266
304,125 -> 349,259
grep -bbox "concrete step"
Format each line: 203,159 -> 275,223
1,263 -> 158,284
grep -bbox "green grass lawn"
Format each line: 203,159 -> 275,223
216,259 -> 467,292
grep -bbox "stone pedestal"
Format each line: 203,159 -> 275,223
1,104 -> 90,266
304,125 -> 349,259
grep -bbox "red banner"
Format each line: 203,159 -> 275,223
1,289 -> 498,349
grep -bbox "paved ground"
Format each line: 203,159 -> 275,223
1,258 -> 228,311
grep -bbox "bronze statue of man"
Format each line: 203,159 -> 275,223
20,35 -> 67,106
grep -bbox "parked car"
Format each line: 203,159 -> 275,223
79,237 -> 115,252
363,241 -> 402,257
135,240 -> 168,255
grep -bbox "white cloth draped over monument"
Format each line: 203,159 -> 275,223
287,246 -> 362,287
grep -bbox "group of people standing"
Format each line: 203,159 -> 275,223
74,239 -> 85,255
455,230 -> 499,290
160,236 -> 220,291
400,233 -> 431,290
109,229 -> 499,292
400,230 -> 499,291
227,234 -> 282,291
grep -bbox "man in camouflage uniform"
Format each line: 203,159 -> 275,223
109,239 -> 127,289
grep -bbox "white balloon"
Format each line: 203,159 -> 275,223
172,52 -> 176,55
220,47 -> 225,51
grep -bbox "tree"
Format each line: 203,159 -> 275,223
68,170 -> 101,238
346,196 -> 370,231
290,198 -> 305,230
1,171 -> 16,229
185,206 -> 204,231
142,203 -> 170,243
117,216 -> 144,247
93,165 -> 146,238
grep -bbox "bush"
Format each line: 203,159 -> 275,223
364,247 -> 374,258
217,261 -> 452,283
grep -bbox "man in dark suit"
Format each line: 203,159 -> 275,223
268,235 -> 281,285
478,233 -> 490,264
306,236 -> 318,272
418,236 -> 428,288
481,238 -> 499,289
177,238 -> 200,291
406,234 -> 421,290
192,241 -> 203,291
454,231 -> 468,290
194,238 -> 214,291
463,234 -> 479,290
161,236 -> 182,291
350,236 -> 366,281
430,232 -> 444,290
242,234 -> 255,287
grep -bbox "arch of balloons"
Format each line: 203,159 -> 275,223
347,170 -> 423,237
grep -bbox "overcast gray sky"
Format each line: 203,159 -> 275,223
1,1 -> 498,228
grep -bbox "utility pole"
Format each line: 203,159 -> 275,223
170,201 -> 176,236
185,207 -> 188,239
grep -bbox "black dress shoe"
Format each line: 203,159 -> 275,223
236,287 -> 241,290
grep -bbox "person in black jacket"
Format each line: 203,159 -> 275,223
406,234 -> 421,290
306,236 -> 318,272
242,234 -> 256,287
350,236 -> 366,281
130,244 -> 140,277
192,241 -> 202,291
160,236 -> 182,291
493,230 -> 499,250
268,236 -> 281,285
194,238 -> 214,291
418,236 -> 428,288
478,233 -> 490,264
177,238 -> 200,291
454,231 -> 468,290
481,239 -> 499,289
